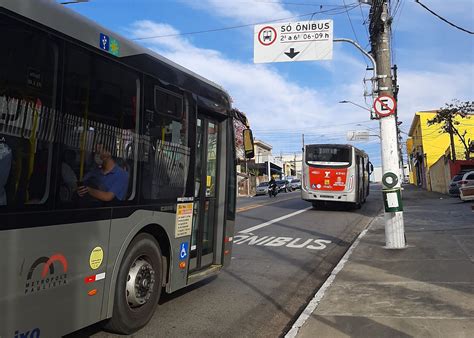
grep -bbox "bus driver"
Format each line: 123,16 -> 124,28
77,143 -> 129,202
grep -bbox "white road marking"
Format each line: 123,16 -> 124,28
239,207 -> 312,234
284,227 -> 370,338
234,234 -> 332,250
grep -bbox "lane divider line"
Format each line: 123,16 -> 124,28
284,221 -> 373,338
239,207 -> 312,234
236,195 -> 299,213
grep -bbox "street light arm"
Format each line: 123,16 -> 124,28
339,100 -> 372,112
333,38 -> 378,96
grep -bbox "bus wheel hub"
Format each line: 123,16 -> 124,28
126,258 -> 155,307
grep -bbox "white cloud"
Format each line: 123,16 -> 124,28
398,63 -> 474,124
177,0 -> 295,24
131,21 -> 220,58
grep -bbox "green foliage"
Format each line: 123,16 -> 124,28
427,100 -> 474,159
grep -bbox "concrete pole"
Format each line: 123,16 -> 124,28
294,153 -> 297,177
373,0 -> 406,248
267,155 -> 271,180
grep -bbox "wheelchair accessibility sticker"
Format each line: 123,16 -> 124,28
179,242 -> 189,260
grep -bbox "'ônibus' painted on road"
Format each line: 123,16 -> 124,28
234,234 -> 332,250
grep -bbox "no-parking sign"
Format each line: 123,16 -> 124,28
373,95 -> 396,117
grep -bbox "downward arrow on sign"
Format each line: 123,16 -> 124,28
284,48 -> 300,59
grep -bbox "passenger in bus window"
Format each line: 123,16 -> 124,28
0,140 -> 12,205
25,149 -> 49,204
77,143 -> 129,202
59,149 -> 78,201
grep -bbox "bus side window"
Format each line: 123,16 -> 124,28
141,78 -> 190,202
59,44 -> 140,206
0,14 -> 58,208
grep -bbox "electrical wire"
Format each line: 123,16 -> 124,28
342,0 -> 361,44
254,1 -> 359,7
341,0 -> 368,66
391,0 -> 406,65
133,4 -> 359,40
253,119 -> 376,132
359,3 -> 371,42
415,0 -> 473,35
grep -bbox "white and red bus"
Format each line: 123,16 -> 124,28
301,144 -> 372,208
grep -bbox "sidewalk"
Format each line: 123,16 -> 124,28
294,185 -> 474,338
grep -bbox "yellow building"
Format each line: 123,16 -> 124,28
406,110 -> 474,189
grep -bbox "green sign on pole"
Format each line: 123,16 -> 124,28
382,188 -> 403,212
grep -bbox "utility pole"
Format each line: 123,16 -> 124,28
370,0 -> 406,248
448,117 -> 457,160
267,155 -> 271,181
294,153 -> 297,177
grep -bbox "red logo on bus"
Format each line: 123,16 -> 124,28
309,168 -> 347,191
25,253 -> 68,294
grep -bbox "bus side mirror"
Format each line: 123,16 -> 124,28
243,128 -> 255,159
368,162 -> 374,174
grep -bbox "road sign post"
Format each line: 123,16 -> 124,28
254,20 -> 333,63
371,0 -> 406,249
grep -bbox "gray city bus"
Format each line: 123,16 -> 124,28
0,0 -> 252,335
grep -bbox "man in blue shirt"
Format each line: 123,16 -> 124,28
77,143 -> 129,201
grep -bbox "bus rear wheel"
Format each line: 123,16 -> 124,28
104,233 -> 163,334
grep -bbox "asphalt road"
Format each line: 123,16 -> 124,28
72,186 -> 382,337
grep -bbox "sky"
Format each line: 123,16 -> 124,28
64,0 -> 474,166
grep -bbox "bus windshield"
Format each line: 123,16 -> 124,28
306,146 -> 351,166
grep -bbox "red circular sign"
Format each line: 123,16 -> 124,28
258,26 -> 277,46
373,95 -> 396,117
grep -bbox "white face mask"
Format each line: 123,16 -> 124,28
94,153 -> 103,166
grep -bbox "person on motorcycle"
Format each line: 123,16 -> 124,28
268,177 -> 277,197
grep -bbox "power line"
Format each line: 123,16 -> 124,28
253,119 -> 377,132
342,0 -> 360,44
254,1 -> 358,7
132,4 -> 359,40
392,0 -> 406,37
415,0 -> 474,35
359,3 -> 371,42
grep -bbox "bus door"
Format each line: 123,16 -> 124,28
356,155 -> 364,201
190,116 -> 219,271
354,154 -> 364,203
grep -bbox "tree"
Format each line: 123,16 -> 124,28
427,100 -> 474,160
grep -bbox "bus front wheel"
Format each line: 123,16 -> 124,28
105,233 -> 163,334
